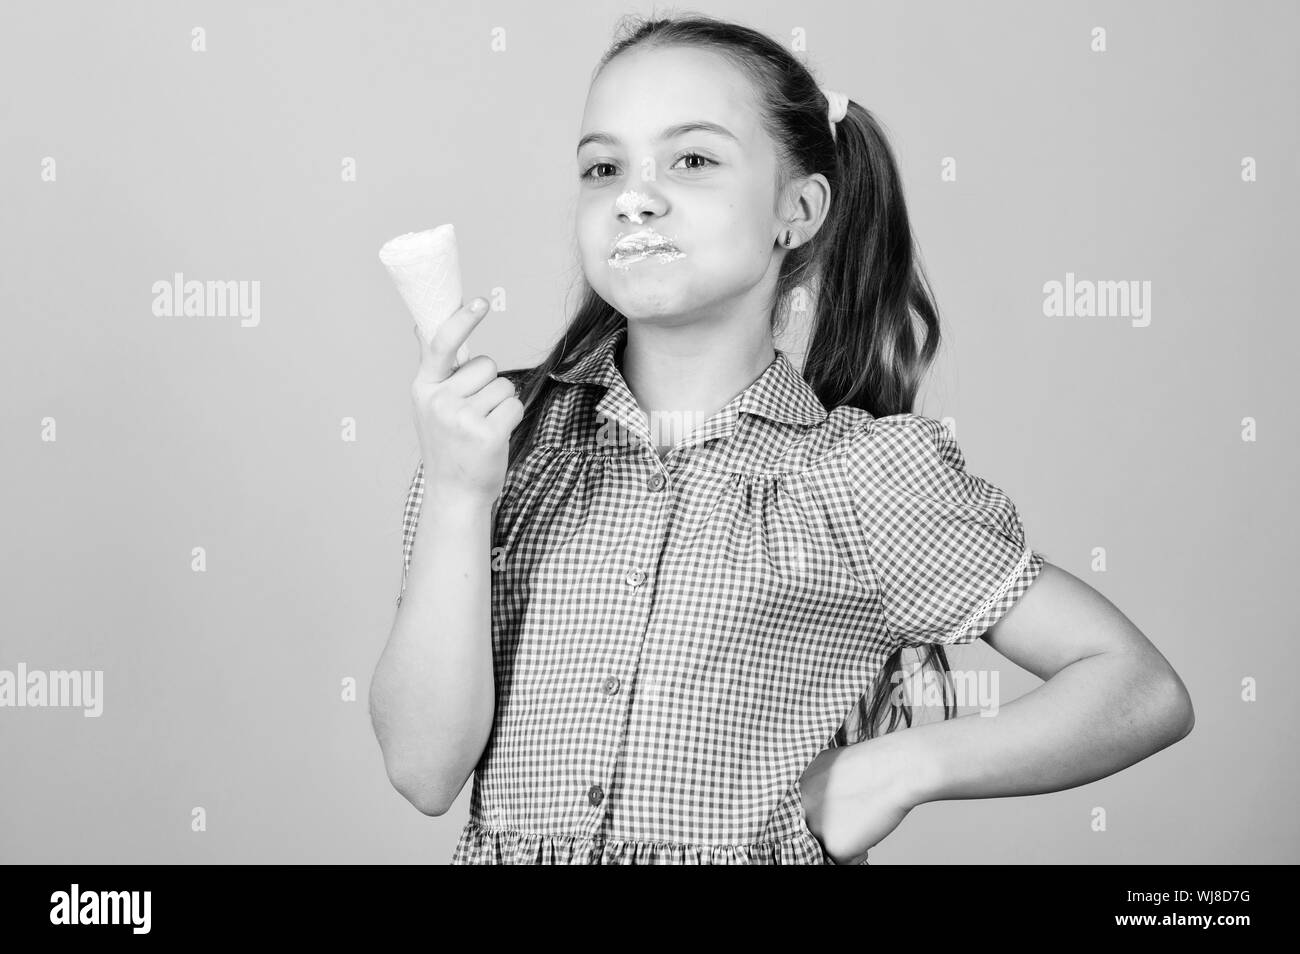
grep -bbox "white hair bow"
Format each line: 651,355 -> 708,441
820,86 -> 849,140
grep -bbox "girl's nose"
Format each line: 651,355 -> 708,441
616,188 -> 663,224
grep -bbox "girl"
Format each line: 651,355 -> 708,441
369,14 -> 1194,865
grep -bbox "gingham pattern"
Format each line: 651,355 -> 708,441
398,322 -> 1044,865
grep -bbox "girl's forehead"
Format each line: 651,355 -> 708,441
582,46 -> 759,136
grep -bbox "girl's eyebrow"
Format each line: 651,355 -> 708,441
576,121 -> 739,156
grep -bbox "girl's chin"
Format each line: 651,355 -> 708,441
609,294 -> 693,321
594,272 -> 692,311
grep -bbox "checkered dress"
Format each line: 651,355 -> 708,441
398,322 -> 1044,864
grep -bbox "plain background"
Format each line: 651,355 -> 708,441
2,0 -> 1296,863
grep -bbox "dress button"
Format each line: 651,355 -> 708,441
647,473 -> 666,492
624,568 -> 646,587
588,784 -> 604,806
603,675 -> 621,695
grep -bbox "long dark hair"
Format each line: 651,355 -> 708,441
503,13 -> 956,745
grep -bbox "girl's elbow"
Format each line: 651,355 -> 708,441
387,765 -> 458,816
1173,687 -> 1195,740
1155,669 -> 1195,743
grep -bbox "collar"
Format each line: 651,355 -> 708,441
547,322 -> 828,430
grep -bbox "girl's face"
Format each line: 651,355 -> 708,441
575,46 -> 786,328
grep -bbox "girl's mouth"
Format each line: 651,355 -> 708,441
607,230 -> 685,270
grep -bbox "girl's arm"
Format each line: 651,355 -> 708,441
895,561 -> 1193,803
369,482 -> 497,816
805,561 -> 1195,860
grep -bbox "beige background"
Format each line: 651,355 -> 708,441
1,0 -> 1296,863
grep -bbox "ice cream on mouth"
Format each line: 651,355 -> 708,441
607,228 -> 685,270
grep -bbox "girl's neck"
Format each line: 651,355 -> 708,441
617,320 -> 777,432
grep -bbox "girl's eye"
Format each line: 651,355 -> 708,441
580,162 -> 618,182
580,152 -> 718,181
675,152 -> 717,172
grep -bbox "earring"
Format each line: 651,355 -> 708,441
783,230 -> 794,248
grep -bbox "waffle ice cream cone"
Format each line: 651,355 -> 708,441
379,224 -> 472,365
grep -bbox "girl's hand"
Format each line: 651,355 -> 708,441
411,297 -> 525,506
799,737 -> 918,865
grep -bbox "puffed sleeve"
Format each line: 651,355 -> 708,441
396,458 -> 424,608
850,414 -> 1044,647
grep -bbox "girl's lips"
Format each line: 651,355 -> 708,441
607,245 -> 686,270
607,230 -> 685,270
609,229 -> 681,257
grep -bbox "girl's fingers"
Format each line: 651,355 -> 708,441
484,391 -> 525,438
465,375 -> 517,418
420,299 -> 491,383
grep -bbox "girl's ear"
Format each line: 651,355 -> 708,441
777,173 -> 832,247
